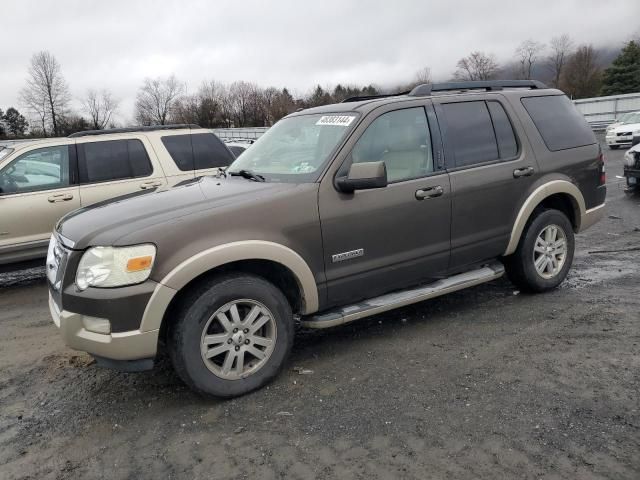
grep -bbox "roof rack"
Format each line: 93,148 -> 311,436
409,80 -> 547,97
342,91 -> 410,103
68,124 -> 201,138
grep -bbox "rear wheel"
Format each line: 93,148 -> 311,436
504,209 -> 574,292
169,273 -> 294,398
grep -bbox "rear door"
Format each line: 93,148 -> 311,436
434,95 -> 540,270
76,136 -> 167,207
0,143 -> 80,263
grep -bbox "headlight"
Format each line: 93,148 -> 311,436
625,151 -> 636,167
76,244 -> 156,290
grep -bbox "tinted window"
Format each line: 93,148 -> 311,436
227,145 -> 246,158
521,95 -> 596,151
78,139 -> 152,183
349,107 -> 433,183
191,133 -> 234,169
487,101 -> 518,158
162,133 -> 234,171
0,145 -> 71,194
162,135 -> 193,171
441,101 -> 498,167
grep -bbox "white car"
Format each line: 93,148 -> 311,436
605,112 -> 640,149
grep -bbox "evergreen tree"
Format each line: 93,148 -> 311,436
0,108 -> 5,137
601,40 -> 640,96
4,107 -> 29,137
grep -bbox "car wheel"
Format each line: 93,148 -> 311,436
504,209 -> 575,292
169,273 -> 294,398
609,145 -> 620,150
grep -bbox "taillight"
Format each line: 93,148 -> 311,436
598,152 -> 606,185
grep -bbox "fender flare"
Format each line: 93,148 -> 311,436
504,180 -> 586,256
140,241 -> 319,332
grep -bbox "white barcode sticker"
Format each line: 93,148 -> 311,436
316,115 -> 356,127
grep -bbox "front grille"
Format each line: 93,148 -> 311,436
46,235 -> 69,308
617,132 -> 632,136
634,152 -> 640,170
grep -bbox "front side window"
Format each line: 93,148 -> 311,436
192,133 -> 235,169
0,145 -> 71,194
78,139 -> 152,183
162,135 -> 193,171
228,113 -> 357,183
348,107 -> 433,183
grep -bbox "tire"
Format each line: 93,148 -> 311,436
609,145 -> 620,150
168,273 -> 294,398
504,209 -> 575,293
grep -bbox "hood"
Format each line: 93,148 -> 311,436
612,122 -> 640,134
57,176 -> 297,249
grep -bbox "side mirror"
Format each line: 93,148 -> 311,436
336,161 -> 388,193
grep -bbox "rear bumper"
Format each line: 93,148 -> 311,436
49,293 -> 159,361
579,203 -> 605,232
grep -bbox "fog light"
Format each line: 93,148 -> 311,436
82,316 -> 111,334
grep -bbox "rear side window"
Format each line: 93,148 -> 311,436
487,101 -> 518,158
441,101 -> 498,167
521,95 -> 596,151
78,139 -> 152,183
162,133 -> 234,171
191,133 -> 234,169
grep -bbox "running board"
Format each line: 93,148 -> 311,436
301,261 -> 505,329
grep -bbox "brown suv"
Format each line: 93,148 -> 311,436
47,80 -> 606,397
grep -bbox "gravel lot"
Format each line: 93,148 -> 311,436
1,136 -> 639,480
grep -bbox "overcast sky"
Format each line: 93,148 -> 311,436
1,0 -> 638,124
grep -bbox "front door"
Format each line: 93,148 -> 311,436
319,105 -> 451,307
0,144 -> 80,264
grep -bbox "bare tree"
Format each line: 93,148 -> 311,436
546,35 -> 574,87
454,52 -> 499,81
515,40 -> 545,79
414,66 -> 432,84
134,76 -> 184,125
562,45 -> 602,99
19,51 -> 70,136
82,89 -> 118,130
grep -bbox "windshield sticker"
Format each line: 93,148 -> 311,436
316,115 -> 356,127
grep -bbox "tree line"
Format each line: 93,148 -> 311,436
2,34 -> 639,139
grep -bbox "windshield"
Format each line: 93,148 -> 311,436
227,113 -> 358,183
0,147 -> 14,162
619,112 -> 640,125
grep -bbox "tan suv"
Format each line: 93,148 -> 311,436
0,125 -> 234,269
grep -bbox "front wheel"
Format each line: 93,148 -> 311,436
504,209 -> 575,292
169,273 -> 294,398
609,145 -> 620,150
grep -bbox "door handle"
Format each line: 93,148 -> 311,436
47,193 -> 74,203
513,166 -> 534,178
139,180 -> 163,190
415,185 -> 444,200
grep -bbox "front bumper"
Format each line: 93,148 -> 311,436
49,293 -> 159,361
606,134 -> 633,146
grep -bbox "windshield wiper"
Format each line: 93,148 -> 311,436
228,169 -> 265,182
